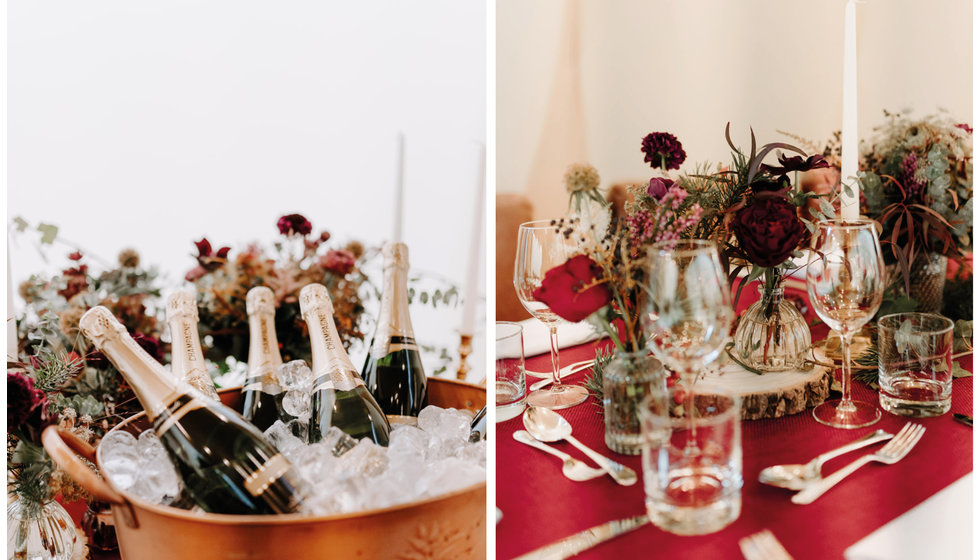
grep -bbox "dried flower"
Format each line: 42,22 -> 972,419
185,237 -> 230,281
564,164 -> 600,194
118,248 -> 140,268
641,132 -> 686,171
57,264 -> 89,301
345,240 -> 365,259
320,249 -> 356,276
58,307 -> 86,340
731,197 -> 807,267
277,214 -> 312,237
67,251 -> 83,261
18,280 -> 35,304
532,255 -> 611,323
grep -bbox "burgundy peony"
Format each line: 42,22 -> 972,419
646,177 -> 675,200
732,197 -> 807,268
320,249 -> 356,276
8,372 -> 50,431
641,132 -> 686,171
532,255 -> 611,323
277,214 -> 313,237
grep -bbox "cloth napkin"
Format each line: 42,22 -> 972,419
497,319 -> 604,359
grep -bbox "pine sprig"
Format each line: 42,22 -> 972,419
583,346 -> 615,411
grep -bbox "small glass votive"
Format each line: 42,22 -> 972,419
602,350 -> 665,455
878,312 -> 955,417
640,381 -> 742,535
495,322 -> 527,422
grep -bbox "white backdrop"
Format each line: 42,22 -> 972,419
497,0 -> 973,220
7,1 -> 487,377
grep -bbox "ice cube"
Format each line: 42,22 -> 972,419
286,418 -> 309,442
277,360 -> 313,392
100,430 -> 139,461
282,390 -> 311,419
456,440 -> 487,468
264,420 -> 304,454
318,426 -> 358,457
387,426 -> 429,464
338,439 -> 388,479
101,453 -> 140,491
417,406 -> 472,444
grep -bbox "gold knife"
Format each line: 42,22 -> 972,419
512,515 -> 649,560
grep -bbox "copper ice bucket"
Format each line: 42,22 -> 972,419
43,378 -> 487,560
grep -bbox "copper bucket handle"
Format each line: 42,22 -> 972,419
42,425 -> 140,528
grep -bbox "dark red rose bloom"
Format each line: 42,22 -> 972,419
760,153 -> 830,176
647,177 -> 675,200
732,197 -> 808,268
277,214 -> 313,237
57,264 -> 90,300
320,249 -> 356,276
8,372 -> 52,434
641,132 -> 686,171
133,333 -> 164,363
67,251 -> 83,261
532,255 -> 611,322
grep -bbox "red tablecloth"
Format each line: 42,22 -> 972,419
496,284 -> 974,559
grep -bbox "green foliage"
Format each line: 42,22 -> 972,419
583,346 -> 614,411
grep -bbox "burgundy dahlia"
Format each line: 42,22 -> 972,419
732,197 -> 807,268
7,372 -> 51,432
320,249 -> 356,276
641,132 -> 686,171
277,214 -> 313,237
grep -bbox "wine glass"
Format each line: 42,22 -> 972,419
806,219 -> 885,428
513,220 -> 589,409
643,240 -> 735,453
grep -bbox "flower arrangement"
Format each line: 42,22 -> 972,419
11,246 -> 166,514
679,125 -> 836,312
858,110 -> 973,305
187,213 -> 369,365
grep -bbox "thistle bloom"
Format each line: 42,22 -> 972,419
641,132 -> 686,171
564,164 -> 601,194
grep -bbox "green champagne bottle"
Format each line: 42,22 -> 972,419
80,306 -> 309,515
361,242 -> 428,417
299,283 -> 391,446
165,290 -> 220,400
242,286 -> 284,432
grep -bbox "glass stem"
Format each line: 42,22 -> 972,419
549,325 -> 562,389
683,374 -> 699,455
838,330 -> 856,413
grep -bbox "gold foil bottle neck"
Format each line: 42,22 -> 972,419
382,242 -> 410,270
166,290 -> 199,322
79,307 -> 129,347
246,286 -> 277,316
299,283 -> 334,318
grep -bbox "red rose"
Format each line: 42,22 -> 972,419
320,249 -> 356,276
732,197 -> 807,267
277,214 -> 312,237
532,255 -> 611,322
7,372 -> 54,436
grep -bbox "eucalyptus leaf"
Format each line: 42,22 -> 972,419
37,223 -> 59,244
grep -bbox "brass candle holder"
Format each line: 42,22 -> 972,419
457,333 -> 473,380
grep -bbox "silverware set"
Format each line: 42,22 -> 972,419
518,407 -> 637,486
758,421 -> 925,504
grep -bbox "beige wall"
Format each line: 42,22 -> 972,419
497,0 -> 973,221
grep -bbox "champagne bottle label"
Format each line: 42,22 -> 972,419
301,284 -> 365,391
245,288 -> 283,395
312,363 -> 364,392
242,453 -> 291,497
166,291 -> 219,400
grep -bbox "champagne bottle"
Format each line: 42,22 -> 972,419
165,291 -> 220,401
361,242 -> 428,416
299,283 -> 391,446
79,306 -> 309,515
242,287 -> 284,432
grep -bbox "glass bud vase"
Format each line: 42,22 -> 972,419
602,350 -> 665,455
7,497 -> 78,560
733,286 -> 811,372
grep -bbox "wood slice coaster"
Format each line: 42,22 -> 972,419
701,358 -> 833,420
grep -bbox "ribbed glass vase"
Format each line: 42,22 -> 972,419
732,286 -> 811,372
602,350 -> 665,455
7,497 -> 78,560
